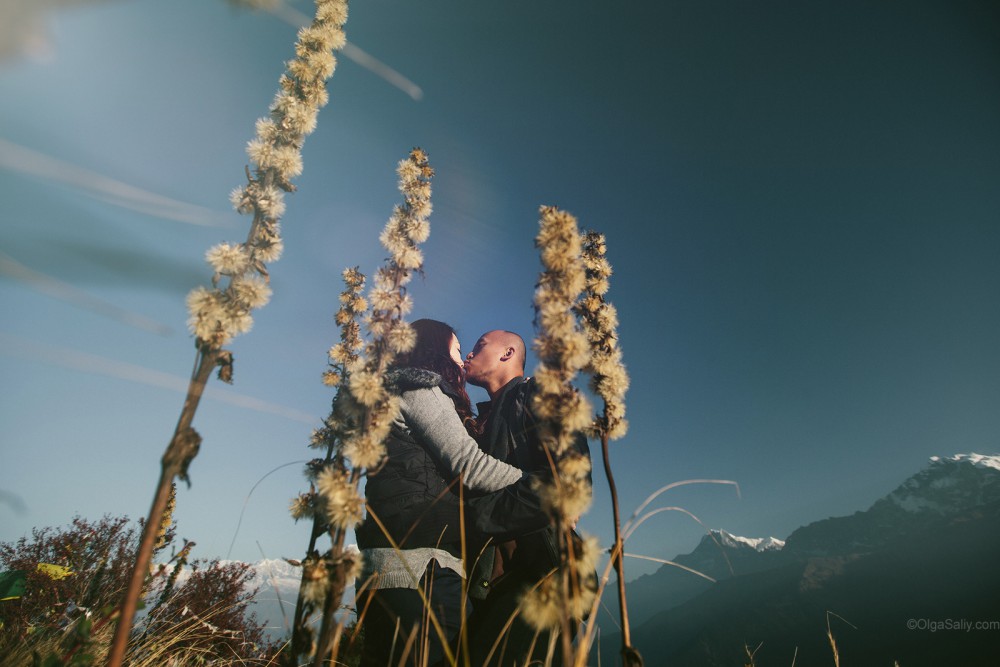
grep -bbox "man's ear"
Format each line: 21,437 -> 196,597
500,346 -> 515,362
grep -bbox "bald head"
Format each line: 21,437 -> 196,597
493,330 -> 526,370
464,329 -> 526,397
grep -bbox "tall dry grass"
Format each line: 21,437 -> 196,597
3,608 -> 282,667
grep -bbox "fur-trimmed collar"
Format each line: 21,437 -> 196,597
385,367 -> 442,392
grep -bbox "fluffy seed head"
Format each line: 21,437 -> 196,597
231,274 -> 272,309
536,471 -> 593,522
520,576 -> 561,630
409,198 -> 432,222
302,557 -> 329,604
206,243 -> 250,276
385,321 -> 417,354
407,218 -> 430,244
254,117 -> 280,144
349,370 -> 385,407
328,342 -> 356,365
253,235 -> 284,263
316,0 -> 348,27
186,287 -> 226,343
342,432 -> 386,469
256,186 -> 286,219
316,466 -> 364,530
289,493 -> 315,521
230,187 -> 253,214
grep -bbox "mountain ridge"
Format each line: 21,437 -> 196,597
599,452 -> 1000,666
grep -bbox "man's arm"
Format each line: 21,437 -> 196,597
466,472 -> 552,541
468,429 -> 593,540
468,378 -> 593,540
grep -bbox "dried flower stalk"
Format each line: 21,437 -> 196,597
105,2 -> 348,665
525,206 -> 597,665
574,231 -> 641,666
286,148 -> 434,667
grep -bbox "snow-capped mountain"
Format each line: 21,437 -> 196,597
880,452 -> 1000,513
710,529 -> 785,553
242,557 -> 306,598
785,452 -> 1000,556
677,528 -> 786,576
611,452 -> 1000,666
614,527 -> 788,632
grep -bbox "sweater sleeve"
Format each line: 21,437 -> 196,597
400,386 -> 524,492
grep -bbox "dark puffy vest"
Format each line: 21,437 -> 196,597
354,369 -> 464,557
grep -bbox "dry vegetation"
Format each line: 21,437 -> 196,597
0,511 -> 285,666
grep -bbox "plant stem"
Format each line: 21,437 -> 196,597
288,444 -> 335,665
312,421 -> 371,664
105,347 -> 218,667
601,431 -> 643,667
311,539 -> 350,666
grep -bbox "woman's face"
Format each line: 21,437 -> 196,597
448,334 -> 463,368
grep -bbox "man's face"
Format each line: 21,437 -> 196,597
463,332 -> 507,388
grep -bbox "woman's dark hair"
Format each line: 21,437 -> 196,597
395,319 -> 480,436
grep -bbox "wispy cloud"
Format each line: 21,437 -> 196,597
0,250 -> 174,335
265,1 -> 424,101
339,41 -> 424,102
0,138 -> 231,227
0,333 -> 319,425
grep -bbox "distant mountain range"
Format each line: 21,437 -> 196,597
598,453 -> 1000,667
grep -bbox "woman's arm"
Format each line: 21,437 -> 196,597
400,386 -> 523,492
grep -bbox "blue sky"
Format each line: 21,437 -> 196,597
1,0 -> 998,582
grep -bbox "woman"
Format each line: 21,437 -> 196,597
355,319 -> 524,667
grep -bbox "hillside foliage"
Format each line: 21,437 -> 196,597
0,514 -> 282,666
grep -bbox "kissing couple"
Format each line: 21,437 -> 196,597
354,318 -> 594,667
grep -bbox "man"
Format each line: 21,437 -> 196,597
461,329 -> 593,667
